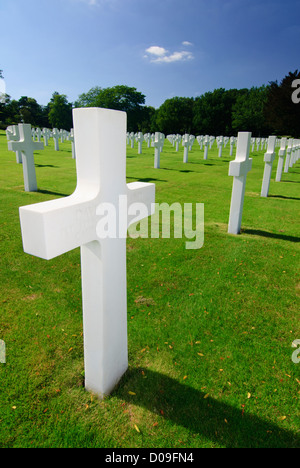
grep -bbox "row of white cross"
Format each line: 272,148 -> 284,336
4,108 -> 299,398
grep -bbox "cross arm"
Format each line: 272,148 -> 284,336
19,191 -> 98,260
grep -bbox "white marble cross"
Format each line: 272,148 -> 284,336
203,135 -> 209,160
275,138 -> 287,182
8,124 -> 44,192
229,136 -> 235,157
68,129 -> 76,159
174,134 -> 181,152
136,132 -> 144,154
228,132 -> 252,235
284,139 -> 293,173
183,134 -> 189,163
35,128 -> 42,142
6,125 -> 22,164
144,133 -> 151,148
261,136 -> 276,198
217,136 -> 224,158
52,128 -> 60,151
42,128 -> 51,147
154,132 -> 164,168
19,108 -> 155,398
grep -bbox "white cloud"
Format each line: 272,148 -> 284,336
182,41 -> 193,47
146,46 -> 168,57
145,45 -> 194,64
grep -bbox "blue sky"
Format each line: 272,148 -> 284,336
0,0 -> 300,109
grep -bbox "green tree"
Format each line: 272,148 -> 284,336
193,89 -> 240,136
18,96 -> 44,126
75,85 -> 146,132
264,70 -> 300,136
48,93 -> 73,130
232,86 -> 270,136
156,97 -> 194,134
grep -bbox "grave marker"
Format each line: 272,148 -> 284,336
137,132 -> 144,154
183,134 -> 189,163
154,132 -> 163,168
6,125 -> 22,164
52,128 -> 60,151
8,123 -> 44,192
19,108 -> 155,398
261,136 -> 276,198
275,138 -> 287,182
228,132 -> 252,235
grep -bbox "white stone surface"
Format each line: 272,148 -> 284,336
228,132 -> 252,235
275,138 -> 287,182
261,136 -> 276,198
19,108 -> 155,398
8,123 -> 44,192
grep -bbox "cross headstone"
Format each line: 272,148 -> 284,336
183,134 -> 189,163
153,132 -> 164,168
174,134 -> 181,152
229,136 -> 235,157
144,133 -> 151,148
35,128 -> 42,142
203,135 -> 209,160
42,128 -> 50,147
8,123 -> 44,192
275,138 -> 287,182
68,128 -> 76,159
136,132 -> 144,154
217,136 -> 224,158
52,128 -> 60,151
189,135 -> 195,151
6,125 -> 22,164
197,135 -> 203,150
129,132 -> 135,149
261,136 -> 276,198
284,139 -> 293,173
228,132 -> 252,235
19,108 -> 155,398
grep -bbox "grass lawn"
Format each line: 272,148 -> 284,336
0,130 -> 299,448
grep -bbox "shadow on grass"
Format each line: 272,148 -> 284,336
35,164 -> 59,168
38,189 -> 70,197
127,177 -> 167,183
242,229 -> 300,243
269,194 -> 300,201
116,367 -> 299,448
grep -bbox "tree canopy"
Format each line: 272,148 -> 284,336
0,70 -> 299,137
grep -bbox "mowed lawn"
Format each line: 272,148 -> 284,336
0,129 -> 299,448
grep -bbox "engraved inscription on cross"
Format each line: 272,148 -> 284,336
19,108 -> 155,398
8,123 -> 44,192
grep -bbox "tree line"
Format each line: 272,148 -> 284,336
0,70 -> 299,137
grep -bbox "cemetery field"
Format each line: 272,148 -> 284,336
0,129 -> 299,448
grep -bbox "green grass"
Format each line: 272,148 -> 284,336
0,131 -> 299,448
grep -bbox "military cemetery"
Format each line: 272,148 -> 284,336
0,0 -> 299,452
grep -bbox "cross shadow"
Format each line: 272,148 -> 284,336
281,180 -> 300,184
269,194 -> 300,201
35,164 -> 59,168
242,228 -> 300,243
38,189 -> 70,197
127,177 -> 167,183
115,367 -> 299,448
